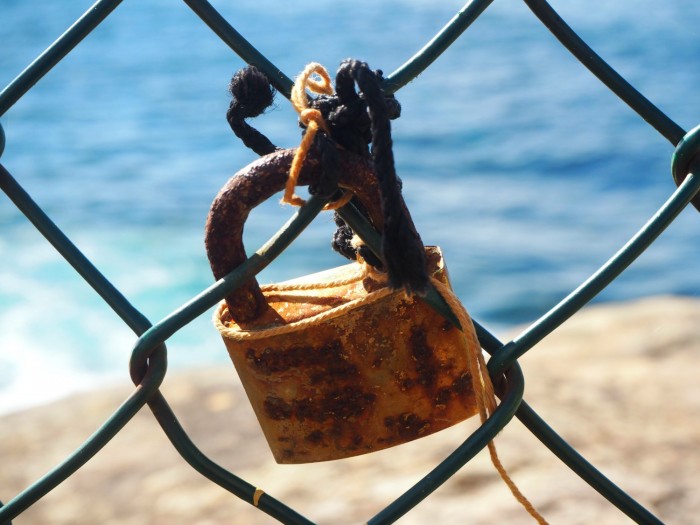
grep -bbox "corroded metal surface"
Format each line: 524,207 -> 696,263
205,146 -> 383,327
216,248 -> 480,463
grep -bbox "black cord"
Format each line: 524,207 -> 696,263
226,61 -> 429,295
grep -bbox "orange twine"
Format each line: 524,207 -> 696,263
277,62 -> 547,524
430,278 -> 548,524
284,63 -> 352,210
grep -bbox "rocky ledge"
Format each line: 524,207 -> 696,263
1,296 -> 699,524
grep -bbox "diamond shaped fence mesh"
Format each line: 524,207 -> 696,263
1,1 -> 699,524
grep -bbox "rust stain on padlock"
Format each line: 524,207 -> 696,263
207,147 -> 480,463
214,248 -> 479,463
206,145 -> 383,328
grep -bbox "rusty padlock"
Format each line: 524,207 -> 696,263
206,147 -> 480,463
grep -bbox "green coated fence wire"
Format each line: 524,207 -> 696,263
1,0 -> 699,524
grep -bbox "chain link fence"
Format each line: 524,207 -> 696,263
1,0 -> 699,523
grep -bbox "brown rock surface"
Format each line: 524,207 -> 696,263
1,296 -> 698,524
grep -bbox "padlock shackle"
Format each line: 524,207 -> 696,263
205,146 -> 384,327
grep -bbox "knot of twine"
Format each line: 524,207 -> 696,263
284,63 -> 352,210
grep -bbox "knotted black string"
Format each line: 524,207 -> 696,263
227,67 -> 278,156
226,62 -> 428,295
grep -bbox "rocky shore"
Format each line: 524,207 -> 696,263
1,296 -> 699,524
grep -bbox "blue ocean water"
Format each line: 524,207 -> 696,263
1,0 -> 699,412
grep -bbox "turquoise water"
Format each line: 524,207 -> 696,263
1,0 -> 699,411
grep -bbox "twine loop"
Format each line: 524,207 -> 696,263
283,63 -> 351,209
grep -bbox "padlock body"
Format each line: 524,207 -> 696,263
215,247 -> 479,463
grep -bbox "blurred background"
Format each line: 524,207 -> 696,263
1,0 -> 699,413
3,2 -> 700,524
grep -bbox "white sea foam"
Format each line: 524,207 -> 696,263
0,331 -> 121,415
0,233 -> 231,413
